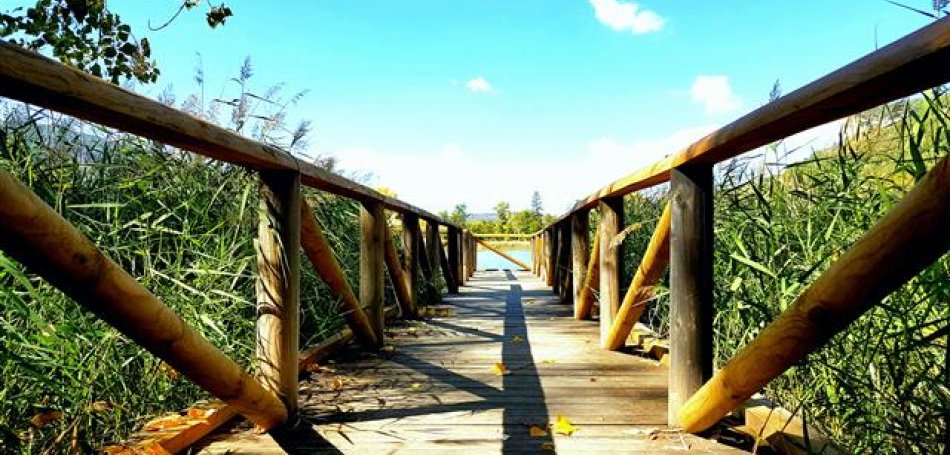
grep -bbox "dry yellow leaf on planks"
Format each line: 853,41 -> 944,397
492,362 -> 511,376
553,415 -> 579,436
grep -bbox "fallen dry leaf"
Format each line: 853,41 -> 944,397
379,345 -> 396,354
409,382 -> 424,391
529,425 -> 549,437
143,415 -> 186,432
186,408 -> 210,420
159,362 -> 179,380
512,335 -> 524,343
331,377 -> 344,390
540,441 -> 556,451
492,362 -> 511,376
553,415 -> 578,436
30,410 -> 63,428
87,401 -> 113,413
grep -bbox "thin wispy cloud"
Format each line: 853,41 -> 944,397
465,76 -> 493,93
690,75 -> 741,115
589,0 -> 665,34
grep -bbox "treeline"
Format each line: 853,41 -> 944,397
439,191 -> 558,234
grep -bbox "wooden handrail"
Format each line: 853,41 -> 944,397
573,225 -> 601,320
0,41 -> 456,230
0,170 -> 287,429
545,18 -> 950,227
678,154 -> 950,432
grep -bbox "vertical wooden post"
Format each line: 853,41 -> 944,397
448,226 -> 461,291
401,214 -> 420,318
532,235 -> 540,276
360,201 -> 385,344
437,232 -> 458,294
425,221 -> 441,293
545,228 -> 556,287
559,222 -> 573,303
418,227 -> 441,303
458,229 -> 466,285
669,164 -> 714,426
598,197 -> 623,347
571,211 -> 590,313
552,226 -> 562,295
468,232 -> 477,276
256,171 -> 301,413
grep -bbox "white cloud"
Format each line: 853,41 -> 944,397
690,75 -> 742,115
330,126 -> 718,215
589,0 -> 665,34
465,76 -> 493,93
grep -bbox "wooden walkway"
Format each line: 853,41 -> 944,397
195,270 -> 746,454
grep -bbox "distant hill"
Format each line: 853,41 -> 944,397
467,213 -> 498,222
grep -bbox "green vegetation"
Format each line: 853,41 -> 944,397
611,91 -> 948,454
441,191 -> 557,235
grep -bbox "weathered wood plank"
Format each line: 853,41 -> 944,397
360,202 -> 386,344
598,197 -> 624,346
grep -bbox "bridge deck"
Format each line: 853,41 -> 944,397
195,271 -> 745,454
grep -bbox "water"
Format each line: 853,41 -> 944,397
476,247 -> 532,270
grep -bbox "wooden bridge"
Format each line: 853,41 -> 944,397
0,18 -> 949,455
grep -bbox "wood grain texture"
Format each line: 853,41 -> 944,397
401,215 -> 421,318
598,198 -> 624,346
301,200 -> 378,347
546,19 -> 950,226
669,165 -> 714,425
360,202 -> 386,345
195,271 -> 745,454
383,226 -> 414,319
574,225 -> 601,320
605,202 -> 672,351
571,212 -> 590,317
447,226 -> 462,290
256,171 -> 302,412
678,154 -> 950,433
0,170 -> 287,429
0,41 -> 459,229
437,229 -> 459,293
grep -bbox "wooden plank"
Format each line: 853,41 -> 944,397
360,202 -> 386,344
0,170 -> 287,429
196,270 -> 744,454
474,237 -> 531,271
546,20 -> 950,225
598,197 -> 623,346
300,199 -> 378,347
679,155 -> 950,432
256,171 -> 301,412
668,165 -> 714,426
401,215 -> 421,318
0,42 -> 460,229
604,202 -> 672,351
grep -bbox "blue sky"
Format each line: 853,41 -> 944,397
116,1 -> 927,214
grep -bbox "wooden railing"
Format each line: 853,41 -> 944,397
0,39 -> 467,440
531,18 -> 950,431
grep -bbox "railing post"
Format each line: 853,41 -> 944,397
437,230 -> 458,294
425,221 -> 443,301
418,225 -> 440,303
545,228 -> 556,287
669,164 -> 714,426
571,211 -> 590,312
401,214 -> 420,318
360,201 -> 386,344
598,197 -> 623,347
558,222 -> 573,303
447,226 -> 461,291
552,226 -> 562,295
256,170 -> 301,414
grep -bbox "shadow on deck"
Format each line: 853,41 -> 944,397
194,271 -> 746,454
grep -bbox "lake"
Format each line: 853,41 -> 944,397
476,247 -> 532,270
